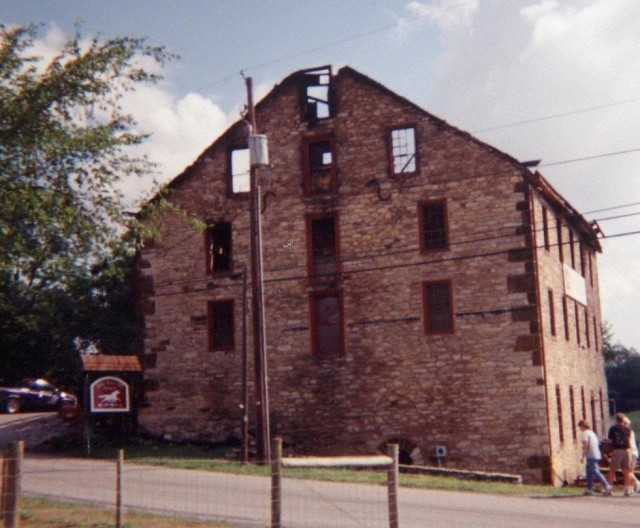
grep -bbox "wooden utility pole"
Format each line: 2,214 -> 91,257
245,76 -> 271,463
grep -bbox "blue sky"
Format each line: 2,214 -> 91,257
3,0 -> 640,349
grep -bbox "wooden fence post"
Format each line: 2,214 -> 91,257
116,449 -> 124,528
271,437 -> 282,528
2,441 -> 24,528
387,443 -> 399,528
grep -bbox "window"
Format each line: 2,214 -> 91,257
548,289 -> 556,337
593,316 -> 599,352
569,386 -> 577,441
230,147 -> 250,193
205,222 -> 232,273
556,218 -> 564,262
585,308 -> 590,348
562,296 -> 570,341
310,291 -> 344,357
389,126 -> 417,175
581,386 -> 587,420
301,66 -> 332,123
542,207 -> 550,251
303,137 -> 336,195
556,385 -> 564,444
575,302 -> 581,345
423,280 -> 454,335
208,300 -> 235,351
569,231 -> 576,269
307,214 -> 339,278
419,200 -> 448,251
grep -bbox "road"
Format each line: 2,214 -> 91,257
17,456 -> 640,528
4,414 -> 640,527
0,411 -> 74,451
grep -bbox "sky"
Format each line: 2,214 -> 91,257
3,0 -> 640,349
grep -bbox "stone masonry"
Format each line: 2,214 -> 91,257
136,66 -> 607,484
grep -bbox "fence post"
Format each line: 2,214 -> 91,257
116,449 -> 124,528
2,441 -> 23,528
271,437 -> 282,528
387,443 -> 399,528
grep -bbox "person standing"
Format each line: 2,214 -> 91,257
607,412 -> 634,496
622,415 -> 640,493
579,420 -> 611,495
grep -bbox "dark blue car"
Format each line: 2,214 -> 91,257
0,379 -> 77,414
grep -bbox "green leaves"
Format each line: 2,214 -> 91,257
0,23 -> 173,385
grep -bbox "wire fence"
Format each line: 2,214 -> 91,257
2,440 -> 398,528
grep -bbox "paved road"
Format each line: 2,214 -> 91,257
18,456 -> 640,528
0,412 -> 74,451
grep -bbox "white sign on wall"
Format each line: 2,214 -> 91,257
563,264 -> 587,306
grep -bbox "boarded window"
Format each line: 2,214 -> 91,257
304,137 -> 336,195
419,200 -> 448,251
205,222 -> 232,273
423,280 -> 454,335
389,126 -> 417,175
230,147 -> 250,193
208,300 -> 235,351
310,291 -> 344,357
308,214 -> 339,277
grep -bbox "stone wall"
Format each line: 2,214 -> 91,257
137,67 -> 606,484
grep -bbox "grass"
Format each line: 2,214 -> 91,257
41,432 -> 586,499
20,497 -> 232,528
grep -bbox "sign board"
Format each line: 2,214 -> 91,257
89,376 -> 130,413
563,264 -> 587,306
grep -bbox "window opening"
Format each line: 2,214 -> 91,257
569,386 -> 577,441
310,291 -> 344,357
208,300 -> 235,351
542,207 -> 550,251
562,295 -> 570,341
556,385 -> 564,444
308,215 -> 339,277
302,66 -> 332,123
548,289 -> 556,337
304,138 -> 336,195
419,200 -> 448,251
593,316 -> 598,352
581,386 -> 587,420
585,308 -> 590,348
206,222 -> 232,273
556,218 -> 563,262
423,280 -> 454,334
575,302 -> 581,345
230,147 -> 250,193
389,126 -> 417,175
569,231 -> 576,269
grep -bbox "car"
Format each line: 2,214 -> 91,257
0,378 -> 77,414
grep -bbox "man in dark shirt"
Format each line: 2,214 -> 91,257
607,413 -> 633,496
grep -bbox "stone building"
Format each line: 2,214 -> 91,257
136,65 -> 607,484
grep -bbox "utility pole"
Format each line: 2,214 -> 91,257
245,76 -> 271,463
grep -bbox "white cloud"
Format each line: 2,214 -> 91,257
421,0 -> 640,346
405,0 -> 479,30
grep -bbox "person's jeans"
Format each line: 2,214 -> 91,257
586,457 -> 608,489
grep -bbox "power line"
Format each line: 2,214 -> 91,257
539,147 -> 640,168
472,97 -> 640,134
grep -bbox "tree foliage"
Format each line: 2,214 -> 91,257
0,24 -> 172,388
603,322 -> 640,412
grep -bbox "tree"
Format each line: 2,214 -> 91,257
0,24 -> 173,387
602,322 -> 640,412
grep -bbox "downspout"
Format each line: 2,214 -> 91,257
527,178 -> 554,484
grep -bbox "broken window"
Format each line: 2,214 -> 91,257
303,137 -> 336,195
307,214 -> 339,278
230,147 -> 250,193
419,200 -> 448,251
208,300 -> 235,351
301,66 -> 332,123
423,280 -> 454,335
310,290 -> 344,357
205,222 -> 232,273
389,126 -> 417,175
